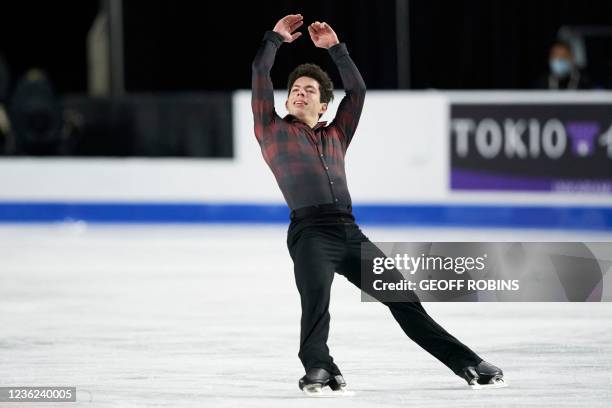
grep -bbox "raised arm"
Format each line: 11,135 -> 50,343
252,14 -> 303,141
308,22 -> 366,149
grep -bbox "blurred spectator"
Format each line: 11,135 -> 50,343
0,54 -> 13,154
8,69 -> 65,155
0,54 -> 9,103
607,58 -> 612,89
534,41 -> 592,90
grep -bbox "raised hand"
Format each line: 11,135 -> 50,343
273,14 -> 304,43
308,21 -> 339,49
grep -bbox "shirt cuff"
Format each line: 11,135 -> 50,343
328,43 -> 349,61
263,30 -> 284,48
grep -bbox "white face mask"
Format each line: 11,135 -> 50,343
550,58 -> 572,78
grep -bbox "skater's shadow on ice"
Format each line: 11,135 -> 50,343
363,386 -> 507,393
222,395 -> 313,400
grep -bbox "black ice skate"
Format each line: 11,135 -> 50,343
459,361 -> 507,389
299,368 -> 353,397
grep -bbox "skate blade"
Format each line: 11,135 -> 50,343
301,384 -> 355,398
469,377 -> 508,390
301,384 -> 324,397
329,386 -> 355,397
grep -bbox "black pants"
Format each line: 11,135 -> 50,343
286,205 -> 482,376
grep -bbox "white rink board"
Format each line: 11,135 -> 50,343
0,91 -> 611,206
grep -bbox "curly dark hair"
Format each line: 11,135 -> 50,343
287,63 -> 334,104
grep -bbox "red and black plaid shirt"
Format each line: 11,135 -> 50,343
252,31 -> 366,210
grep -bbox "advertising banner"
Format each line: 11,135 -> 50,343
450,104 -> 612,193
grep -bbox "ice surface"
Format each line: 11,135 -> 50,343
1,224 -> 611,407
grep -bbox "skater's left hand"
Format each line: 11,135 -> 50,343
308,22 -> 339,49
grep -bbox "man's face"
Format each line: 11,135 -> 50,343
549,45 -> 574,78
286,76 -> 327,122
550,45 -> 573,63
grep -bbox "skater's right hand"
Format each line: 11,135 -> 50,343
273,14 -> 304,43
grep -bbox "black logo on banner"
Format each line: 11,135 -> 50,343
450,104 -> 612,193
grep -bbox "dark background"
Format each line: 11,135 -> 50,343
1,0 -> 612,94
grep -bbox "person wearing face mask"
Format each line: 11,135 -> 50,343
535,41 -> 592,90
